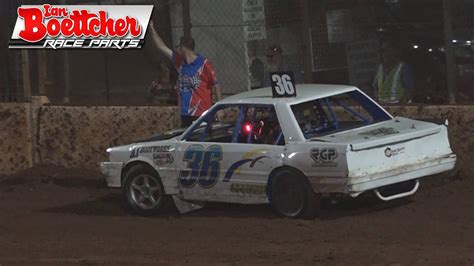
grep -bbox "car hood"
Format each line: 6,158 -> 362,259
106,129 -> 183,162
134,128 -> 186,143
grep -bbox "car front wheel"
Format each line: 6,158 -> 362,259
123,164 -> 170,215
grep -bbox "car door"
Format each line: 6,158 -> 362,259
174,104 -> 285,203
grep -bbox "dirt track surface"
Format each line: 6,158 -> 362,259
0,166 -> 473,265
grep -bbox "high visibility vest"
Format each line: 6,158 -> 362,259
375,63 -> 406,103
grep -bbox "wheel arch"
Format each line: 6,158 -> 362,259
121,159 -> 160,187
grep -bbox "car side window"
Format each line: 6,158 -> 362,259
184,105 -> 284,145
185,105 -> 240,143
237,106 -> 284,146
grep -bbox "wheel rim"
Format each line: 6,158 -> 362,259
129,174 -> 162,210
274,173 -> 305,217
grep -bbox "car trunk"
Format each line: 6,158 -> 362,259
315,117 -> 454,178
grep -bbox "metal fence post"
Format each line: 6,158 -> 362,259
299,0 -> 312,83
443,0 -> 456,104
21,50 -> 31,99
183,0 -> 192,38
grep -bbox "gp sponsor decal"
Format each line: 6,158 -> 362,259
9,5 -> 152,49
179,145 -> 223,189
384,146 -> 405,158
310,148 -> 338,167
130,145 -> 171,158
230,184 -> 266,195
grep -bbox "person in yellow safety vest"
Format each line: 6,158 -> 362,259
373,41 -> 414,103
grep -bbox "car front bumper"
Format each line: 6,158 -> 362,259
100,162 -> 123,188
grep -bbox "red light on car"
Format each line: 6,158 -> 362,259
244,123 -> 252,133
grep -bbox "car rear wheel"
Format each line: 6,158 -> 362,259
270,168 -> 319,219
123,164 -> 170,215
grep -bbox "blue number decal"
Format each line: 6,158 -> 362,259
198,145 -> 223,188
179,145 -> 204,187
179,145 -> 223,188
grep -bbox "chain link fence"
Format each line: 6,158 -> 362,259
167,0 -> 305,96
169,0 -> 249,96
1,0 -> 474,105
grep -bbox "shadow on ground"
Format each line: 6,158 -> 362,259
40,190 -> 413,220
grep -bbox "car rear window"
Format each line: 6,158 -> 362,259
291,90 -> 391,139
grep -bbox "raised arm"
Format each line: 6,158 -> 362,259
147,21 -> 173,60
213,84 -> 222,102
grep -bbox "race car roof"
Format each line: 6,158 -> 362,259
219,84 -> 358,105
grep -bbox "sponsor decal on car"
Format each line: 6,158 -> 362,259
310,148 -> 338,167
9,4 -> 152,49
153,153 -> 174,165
223,156 -> 270,182
384,146 -> 405,158
222,148 -> 271,182
230,184 -> 266,195
130,145 -> 171,158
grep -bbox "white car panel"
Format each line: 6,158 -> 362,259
100,162 -> 123,187
345,122 -> 453,180
174,141 -> 283,204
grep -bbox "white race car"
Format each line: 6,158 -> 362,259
101,79 -> 456,218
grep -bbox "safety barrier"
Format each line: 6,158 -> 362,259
0,100 -> 470,176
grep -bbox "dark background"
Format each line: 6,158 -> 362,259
1,0 -> 474,105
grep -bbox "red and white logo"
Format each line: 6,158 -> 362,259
9,5 -> 153,49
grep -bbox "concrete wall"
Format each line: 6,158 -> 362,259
37,106 -> 180,170
1,103 -> 473,177
0,103 -> 33,175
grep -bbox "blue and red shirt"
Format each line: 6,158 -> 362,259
173,52 -> 218,117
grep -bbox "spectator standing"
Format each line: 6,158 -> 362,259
148,22 -> 222,127
263,45 -> 303,87
373,41 -> 414,103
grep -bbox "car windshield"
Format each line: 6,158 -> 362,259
291,90 -> 391,139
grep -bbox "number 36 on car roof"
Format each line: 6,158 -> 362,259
270,71 -> 296,98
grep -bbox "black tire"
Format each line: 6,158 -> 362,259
270,168 -> 320,219
123,164 -> 171,216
